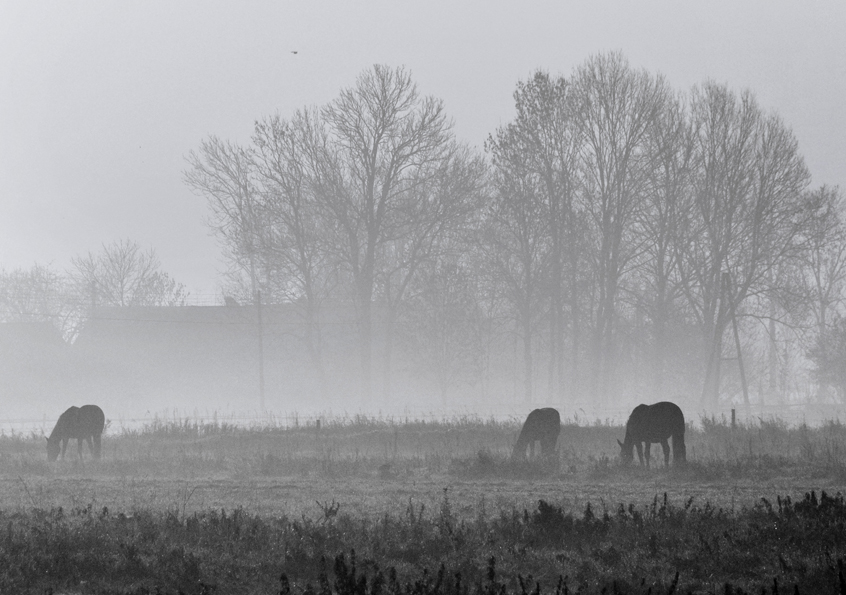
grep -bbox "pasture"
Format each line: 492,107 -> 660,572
1,413 -> 846,594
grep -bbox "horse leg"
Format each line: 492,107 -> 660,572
635,443 -> 645,466
77,438 -> 84,460
672,434 -> 686,464
661,440 -> 670,467
93,434 -> 101,459
60,439 -> 69,460
644,442 -> 651,467
85,436 -> 94,457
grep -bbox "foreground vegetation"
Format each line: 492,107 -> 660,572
3,488 -> 845,594
1,414 -> 846,593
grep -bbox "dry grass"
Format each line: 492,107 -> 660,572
1,414 -> 846,593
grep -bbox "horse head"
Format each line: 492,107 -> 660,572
617,438 -> 634,464
46,436 -> 60,462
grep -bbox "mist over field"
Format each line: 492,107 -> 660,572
3,65 -> 846,432
5,5 -> 846,593
2,4 -> 846,433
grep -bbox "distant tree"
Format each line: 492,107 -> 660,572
186,65 -> 484,405
316,64 -> 483,403
70,239 -> 188,308
370,144 -> 486,400
572,51 -> 670,403
679,83 -> 811,408
633,90 -> 695,397
0,263 -> 79,339
500,70 -> 586,401
402,259 -> 485,403
790,186 -> 846,402
796,186 -> 846,336
808,314 -> 846,404
0,263 -> 65,322
251,108 -> 337,398
184,136 -> 263,298
484,122 -> 550,403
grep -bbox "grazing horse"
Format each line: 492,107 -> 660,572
46,405 -> 105,461
512,408 -> 561,459
618,401 -> 686,467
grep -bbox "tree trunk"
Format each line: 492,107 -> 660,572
356,277 -> 373,405
523,320 -> 533,405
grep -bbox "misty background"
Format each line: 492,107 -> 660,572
1,2 -> 845,429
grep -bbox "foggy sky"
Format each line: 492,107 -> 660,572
1,1 -> 844,296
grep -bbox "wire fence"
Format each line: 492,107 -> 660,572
182,292 -> 229,307
0,408 -> 527,436
4,400 -> 844,438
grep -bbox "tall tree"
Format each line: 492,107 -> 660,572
0,263 -> 82,340
573,51 -> 669,402
680,82 -> 811,408
634,91 -> 695,397
70,239 -> 187,308
184,137 -> 262,298
0,264 -> 65,323
316,64 -> 478,403
485,123 -> 550,403
251,108 -> 337,398
808,314 -> 846,404
372,145 -> 485,400
505,70 -> 585,401
795,186 -> 846,402
402,257 -> 485,404
796,186 -> 846,338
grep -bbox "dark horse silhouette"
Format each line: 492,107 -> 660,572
618,401 -> 686,467
46,405 -> 105,461
512,408 -> 560,459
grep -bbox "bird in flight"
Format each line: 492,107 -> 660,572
291,51 -> 298,55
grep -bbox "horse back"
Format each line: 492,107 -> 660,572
79,405 -> 106,436
525,408 -> 560,428
50,405 -> 105,440
513,408 -> 561,456
626,401 -> 684,442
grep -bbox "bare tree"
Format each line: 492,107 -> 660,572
401,258 -> 485,404
503,70 -> 586,401
70,239 -> 187,308
809,314 -> 846,404
185,66 -> 482,405
0,264 -> 65,322
797,186 -> 846,337
0,263 -> 83,340
372,145 -> 486,400
634,91 -> 695,397
795,186 -> 846,402
572,52 -> 670,403
184,137 -> 262,298
315,64 -> 475,403
251,108 -> 337,398
485,124 -> 550,403
679,82 -> 811,409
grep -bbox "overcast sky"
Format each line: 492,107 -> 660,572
1,1 -> 844,297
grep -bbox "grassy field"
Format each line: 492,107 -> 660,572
2,414 -> 846,594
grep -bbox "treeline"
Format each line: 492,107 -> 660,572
182,52 -> 845,409
0,239 -> 187,341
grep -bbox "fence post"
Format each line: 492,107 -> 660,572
731,408 -> 736,430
